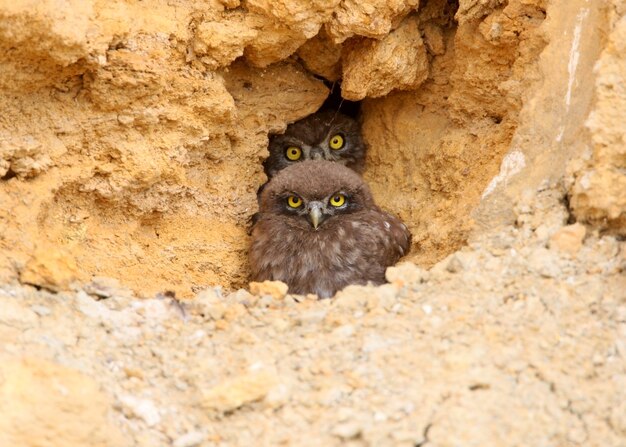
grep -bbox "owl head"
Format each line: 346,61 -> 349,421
259,160 -> 374,231
263,110 -> 365,178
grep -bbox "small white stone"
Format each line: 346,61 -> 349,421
265,383 -> 291,408
332,324 -> 355,338
173,431 -> 205,447
118,395 -> 161,427
31,305 -> 51,316
373,411 -> 388,422
76,291 -> 112,320
332,421 -> 362,439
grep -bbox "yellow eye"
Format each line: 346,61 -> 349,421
329,194 -> 346,207
285,146 -> 302,161
329,134 -> 344,150
287,195 -> 303,208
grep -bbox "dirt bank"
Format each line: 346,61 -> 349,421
2,0 -> 622,296
0,1 -> 625,445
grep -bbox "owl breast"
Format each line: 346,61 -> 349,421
250,210 -> 408,298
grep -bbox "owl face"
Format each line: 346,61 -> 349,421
264,110 -> 365,178
260,160 -> 373,232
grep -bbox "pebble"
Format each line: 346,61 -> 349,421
331,421 -> 362,439
83,276 -> 132,299
203,371 -> 276,413
228,288 -> 257,306
332,324 -> 356,338
392,429 -> 423,443
249,281 -> 288,300
76,290 -> 111,320
386,262 -> 429,284
189,288 -> 226,321
446,254 -> 464,273
549,223 -> 586,255
173,431 -> 206,447
297,309 -> 328,325
30,305 -> 51,316
0,299 -> 38,326
264,383 -> 291,408
527,247 -> 561,278
118,395 -> 161,427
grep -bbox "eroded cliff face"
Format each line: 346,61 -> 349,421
0,2 -> 625,446
0,0 -> 623,296
568,3 -> 626,234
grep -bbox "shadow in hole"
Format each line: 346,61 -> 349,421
318,81 -> 360,118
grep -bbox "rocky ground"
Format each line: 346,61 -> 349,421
1,1 -> 624,445
1,188 -> 624,447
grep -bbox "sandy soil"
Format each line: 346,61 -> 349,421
1,189 -> 624,446
0,1 -> 624,445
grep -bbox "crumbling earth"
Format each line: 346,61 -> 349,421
0,0 -> 625,445
1,190 -> 624,446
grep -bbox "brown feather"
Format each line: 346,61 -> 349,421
250,161 -> 411,298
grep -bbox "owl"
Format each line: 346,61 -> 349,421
250,160 -> 411,298
263,110 -> 366,178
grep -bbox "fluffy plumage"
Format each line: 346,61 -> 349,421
263,110 -> 365,178
250,160 -> 411,298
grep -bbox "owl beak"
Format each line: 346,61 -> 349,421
310,148 -> 324,161
308,202 -> 324,229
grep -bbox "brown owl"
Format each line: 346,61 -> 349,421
263,110 -> 365,178
250,160 -> 411,298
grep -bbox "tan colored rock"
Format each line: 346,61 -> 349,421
0,135 -> 66,179
19,246 -> 78,292
189,288 -> 227,321
0,357 -> 128,447
243,20 -> 308,67
326,0 -> 419,43
611,400 -> 626,436
193,17 -> 258,69
0,0 -> 622,305
457,0 -> 507,24
203,370 -> 277,413
569,13 -> 626,235
1,18 -> 326,297
385,262 -> 429,285
342,16 -> 428,100
470,0 -> 612,239
0,0 -> 103,87
223,302 -> 249,322
243,0 -> 340,67
245,0 -> 340,37
549,223 -> 586,255
220,0 -> 241,8
362,0 -> 547,266
0,0 -> 93,60
422,22 -> 445,55
223,60 -> 329,132
249,280 -> 289,299
297,28 -> 343,81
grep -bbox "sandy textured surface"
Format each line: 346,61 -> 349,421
4,0 -> 623,295
0,0 -> 625,445
1,191 -> 624,446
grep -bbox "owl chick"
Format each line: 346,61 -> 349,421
250,160 -> 411,298
263,110 -> 365,178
